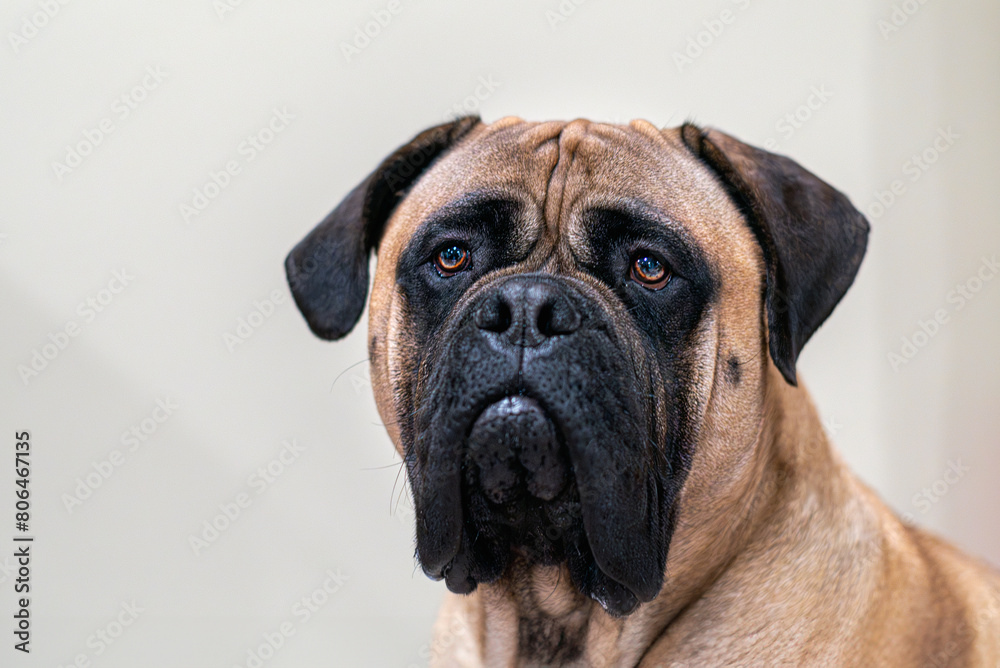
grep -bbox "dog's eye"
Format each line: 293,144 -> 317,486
434,244 -> 470,276
630,252 -> 671,290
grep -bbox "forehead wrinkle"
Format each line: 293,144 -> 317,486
558,124 -> 748,267
543,119 -> 599,234
542,119 -> 637,273
557,124 -> 672,266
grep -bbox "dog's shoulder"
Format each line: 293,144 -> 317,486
908,526 -> 1000,665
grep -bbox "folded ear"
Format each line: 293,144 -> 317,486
680,123 -> 869,385
285,116 -> 480,340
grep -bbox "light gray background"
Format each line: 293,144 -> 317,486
1,1 -> 998,666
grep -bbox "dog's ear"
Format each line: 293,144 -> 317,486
680,123 -> 869,385
285,116 -> 480,340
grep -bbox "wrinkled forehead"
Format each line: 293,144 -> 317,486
379,117 -> 753,270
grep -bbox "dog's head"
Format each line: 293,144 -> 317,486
286,117 -> 868,615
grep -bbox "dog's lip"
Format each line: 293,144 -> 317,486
417,378 -> 664,611
466,391 -> 563,440
419,391 -> 568,581
466,394 -> 571,505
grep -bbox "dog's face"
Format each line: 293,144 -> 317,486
286,117 -> 867,615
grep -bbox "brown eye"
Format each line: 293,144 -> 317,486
434,244 -> 469,276
630,253 -> 671,290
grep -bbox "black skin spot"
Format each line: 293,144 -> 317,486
727,354 -> 741,385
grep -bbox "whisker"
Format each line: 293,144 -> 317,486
391,460 -> 406,515
329,357 -> 371,393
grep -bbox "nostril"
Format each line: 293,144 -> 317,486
537,302 -> 556,337
475,297 -> 512,333
537,300 -> 580,337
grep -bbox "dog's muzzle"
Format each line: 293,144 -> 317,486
466,278 -> 578,503
410,274 -> 667,616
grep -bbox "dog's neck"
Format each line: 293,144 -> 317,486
428,367 -> 884,667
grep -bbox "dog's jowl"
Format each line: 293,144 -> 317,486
286,117 -> 1000,666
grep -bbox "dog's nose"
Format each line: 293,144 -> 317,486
474,276 -> 581,347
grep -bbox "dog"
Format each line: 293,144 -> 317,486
285,116 -> 1000,666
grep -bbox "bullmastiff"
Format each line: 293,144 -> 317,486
285,116 -> 1000,666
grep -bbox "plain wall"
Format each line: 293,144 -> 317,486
1,1 -> 997,666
